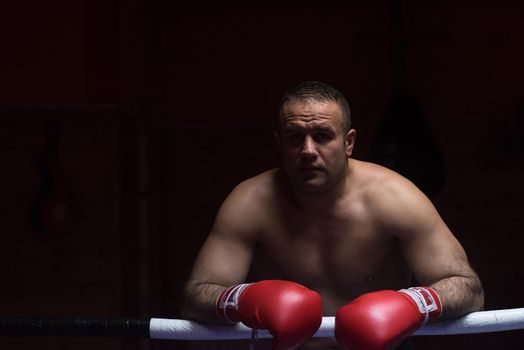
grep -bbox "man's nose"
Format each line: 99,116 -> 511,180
300,135 -> 318,159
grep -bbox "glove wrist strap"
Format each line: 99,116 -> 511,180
399,287 -> 442,324
216,283 -> 252,323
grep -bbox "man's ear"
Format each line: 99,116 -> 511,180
345,129 -> 357,157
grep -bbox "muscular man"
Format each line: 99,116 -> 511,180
180,81 -> 484,349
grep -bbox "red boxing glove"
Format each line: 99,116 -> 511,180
216,280 -> 322,350
335,287 -> 442,350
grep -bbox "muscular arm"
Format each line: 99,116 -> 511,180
430,269 -> 484,319
180,182 -> 260,324
406,216 -> 484,319
376,175 -> 484,319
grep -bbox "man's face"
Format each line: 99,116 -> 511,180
276,99 -> 356,194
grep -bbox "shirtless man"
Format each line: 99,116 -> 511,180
180,81 -> 484,350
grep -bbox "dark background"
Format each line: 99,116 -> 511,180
1,0 -> 524,349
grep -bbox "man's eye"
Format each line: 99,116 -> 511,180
314,132 -> 332,142
286,133 -> 303,142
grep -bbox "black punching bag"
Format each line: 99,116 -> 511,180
370,0 -> 446,197
30,121 -> 72,234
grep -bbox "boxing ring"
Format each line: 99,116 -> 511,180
1,308 -> 524,339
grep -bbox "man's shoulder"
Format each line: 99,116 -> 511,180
234,167 -> 280,192
351,160 -> 409,191
213,169 -> 283,235
352,160 -> 435,230
226,168 -> 283,208
351,160 -> 424,206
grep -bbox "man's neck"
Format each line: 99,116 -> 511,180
291,168 -> 351,214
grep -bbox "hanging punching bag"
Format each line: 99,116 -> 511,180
30,121 -> 71,234
370,0 -> 446,197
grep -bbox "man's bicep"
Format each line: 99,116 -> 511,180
383,179 -> 476,285
188,230 -> 255,288
401,215 -> 476,286
187,183 -> 259,288
374,175 -> 483,316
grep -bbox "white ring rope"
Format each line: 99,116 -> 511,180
149,308 -> 524,340
2,308 -> 523,339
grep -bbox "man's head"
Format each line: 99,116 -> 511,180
277,81 -> 351,133
275,81 -> 356,195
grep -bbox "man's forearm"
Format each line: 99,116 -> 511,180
431,274 -> 484,319
180,282 -> 227,324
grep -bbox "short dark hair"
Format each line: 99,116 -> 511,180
278,81 -> 351,132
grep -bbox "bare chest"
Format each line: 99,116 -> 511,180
251,210 -> 410,314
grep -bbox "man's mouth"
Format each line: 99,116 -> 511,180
300,166 -> 323,171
